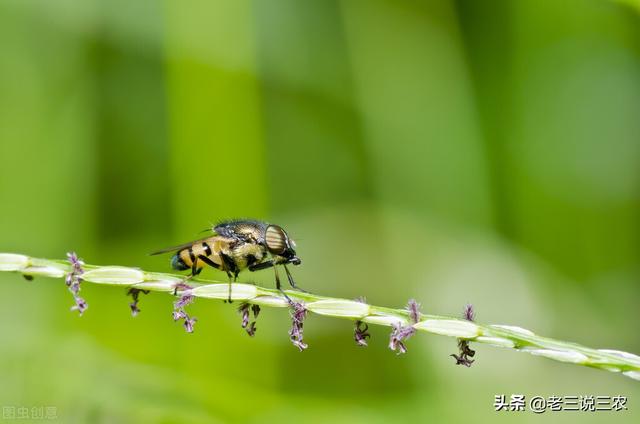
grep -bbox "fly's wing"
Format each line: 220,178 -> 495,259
149,234 -> 217,256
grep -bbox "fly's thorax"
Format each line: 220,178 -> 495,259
214,220 -> 267,243
211,220 -> 301,266
231,242 -> 267,270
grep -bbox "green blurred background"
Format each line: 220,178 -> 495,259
1,0 -> 639,422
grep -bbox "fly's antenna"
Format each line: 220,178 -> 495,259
199,221 -> 216,234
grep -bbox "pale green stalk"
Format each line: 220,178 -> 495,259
1,253 -> 639,381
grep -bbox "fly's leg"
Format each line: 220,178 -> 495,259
250,260 -> 308,292
273,265 -> 293,304
226,274 -> 233,303
248,260 -> 275,272
283,264 -> 309,293
229,270 -> 240,302
220,252 -> 237,303
174,263 -> 201,295
249,260 -> 295,302
196,254 -> 235,300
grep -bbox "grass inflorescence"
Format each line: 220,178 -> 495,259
1,252 -> 640,382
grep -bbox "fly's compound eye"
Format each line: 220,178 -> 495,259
265,225 -> 287,254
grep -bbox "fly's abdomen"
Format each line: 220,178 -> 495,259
171,252 -> 189,271
169,237 -> 230,273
